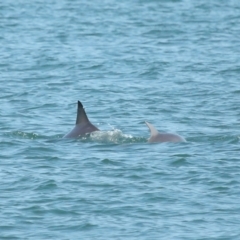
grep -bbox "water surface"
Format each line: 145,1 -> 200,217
1,0 -> 240,239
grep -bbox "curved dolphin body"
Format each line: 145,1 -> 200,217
63,101 -> 99,138
145,121 -> 186,143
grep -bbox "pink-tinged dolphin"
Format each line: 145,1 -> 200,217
63,101 -> 99,138
145,121 -> 186,143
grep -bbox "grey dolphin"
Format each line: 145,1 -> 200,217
63,101 -> 99,138
145,121 -> 186,143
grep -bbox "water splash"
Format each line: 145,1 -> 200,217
79,129 -> 147,144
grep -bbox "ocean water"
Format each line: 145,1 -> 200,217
1,0 -> 240,239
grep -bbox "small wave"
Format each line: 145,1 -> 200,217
6,131 -> 43,140
187,135 -> 240,144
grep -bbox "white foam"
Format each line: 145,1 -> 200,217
89,129 -> 133,144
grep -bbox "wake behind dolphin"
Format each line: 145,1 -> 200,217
145,121 -> 186,143
63,101 -> 99,138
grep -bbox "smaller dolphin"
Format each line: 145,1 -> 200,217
145,121 -> 186,143
63,101 -> 99,138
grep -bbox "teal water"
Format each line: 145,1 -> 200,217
1,0 -> 240,239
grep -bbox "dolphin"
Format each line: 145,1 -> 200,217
63,101 -> 99,138
145,121 -> 186,143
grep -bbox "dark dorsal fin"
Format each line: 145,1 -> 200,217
76,101 -> 90,125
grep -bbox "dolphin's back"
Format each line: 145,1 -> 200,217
149,132 -> 185,143
145,121 -> 185,143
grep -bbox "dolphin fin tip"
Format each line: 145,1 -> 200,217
78,101 -> 83,108
145,121 -> 151,128
145,121 -> 159,135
